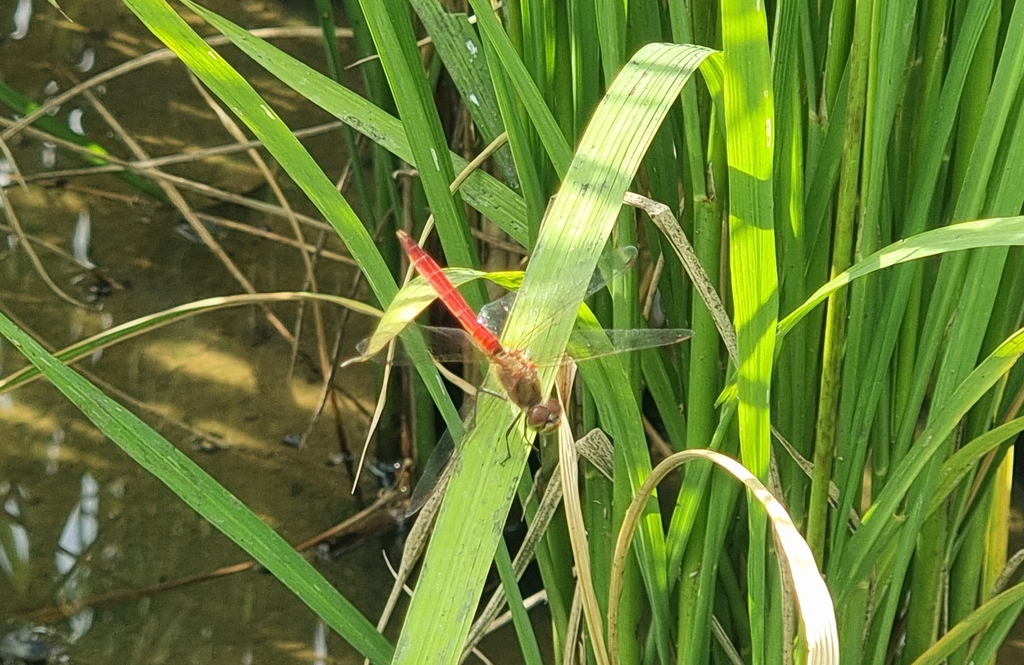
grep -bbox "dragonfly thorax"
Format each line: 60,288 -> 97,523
493,348 -> 540,404
491,348 -> 559,431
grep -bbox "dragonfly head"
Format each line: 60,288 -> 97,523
526,398 -> 561,433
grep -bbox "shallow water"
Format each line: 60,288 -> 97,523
0,2 -> 544,663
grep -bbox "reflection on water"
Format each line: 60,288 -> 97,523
55,472 -> 98,576
40,141 -> 56,169
66,109 -> 85,137
0,486 -> 31,595
52,472 -> 97,649
45,428 -> 63,476
0,2 -> 406,663
312,620 -> 327,665
0,2 -> 548,663
71,211 -> 94,270
75,48 -> 95,74
0,625 -> 68,664
10,0 -> 32,41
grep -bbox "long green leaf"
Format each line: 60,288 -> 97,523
127,0 -> 462,437
720,1 -> 777,662
0,293 -> 379,394
836,326 -> 1024,601
391,43 -> 714,665
358,0 -> 482,299
778,216 -> 1024,342
178,0 -> 531,245
0,312 -> 393,665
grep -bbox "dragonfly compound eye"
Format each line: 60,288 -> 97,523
526,398 -> 561,433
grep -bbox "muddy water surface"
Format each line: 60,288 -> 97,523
0,2 -> 539,663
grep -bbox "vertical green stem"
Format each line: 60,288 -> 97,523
805,0 -> 871,563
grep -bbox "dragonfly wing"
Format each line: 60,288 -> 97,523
476,292 -> 516,336
591,244 -> 638,294
566,328 -> 694,361
419,327 -> 490,363
406,427 -> 457,517
474,245 -> 640,336
356,244 -> 637,362
356,268 -> 489,359
356,326 -> 488,365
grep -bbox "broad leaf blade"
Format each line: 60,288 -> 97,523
0,312 -> 394,665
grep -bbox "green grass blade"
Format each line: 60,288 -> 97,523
778,216 -> 1024,341
835,326 -> 1024,601
927,416 -> 1024,519
357,0 -> 482,298
128,0 -> 461,434
900,11 -> 1024,653
407,0 -> 521,189
476,14 -> 551,241
178,0 -> 531,244
466,0 -> 573,175
0,292 -> 380,394
392,43 -> 714,665
494,540 -> 545,665
770,0 -> 813,525
910,581 -> 1024,665
312,0 -> 374,223
720,1 -> 777,662
0,312 -> 394,665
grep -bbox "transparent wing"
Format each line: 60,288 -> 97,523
357,325 -> 694,366
352,244 -> 640,363
566,328 -> 694,361
405,427 -> 456,517
355,326 -> 487,365
476,244 -> 640,335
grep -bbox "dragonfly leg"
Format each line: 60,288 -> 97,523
474,386 -> 508,431
500,413 -> 527,462
478,386 -> 504,401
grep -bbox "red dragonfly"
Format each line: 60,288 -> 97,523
360,231 -> 693,514
396,230 -> 563,433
